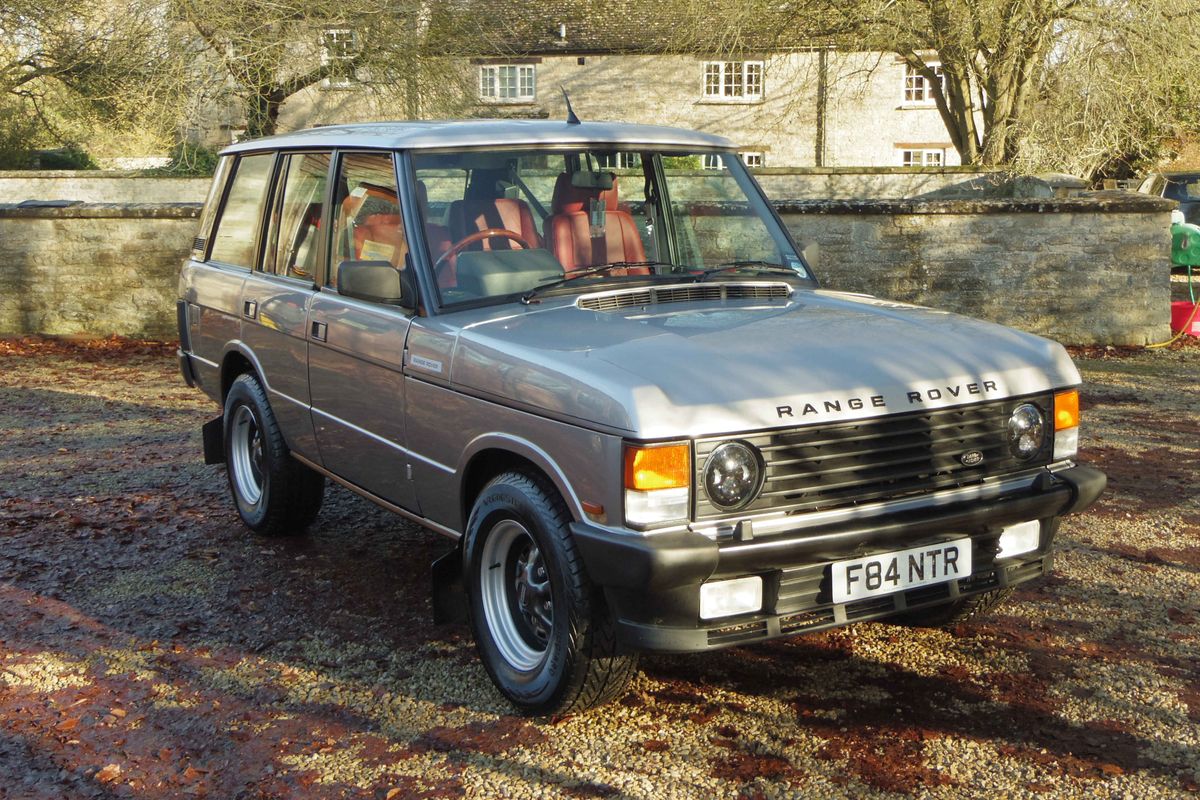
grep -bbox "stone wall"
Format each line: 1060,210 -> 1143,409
0,195 -> 1173,345
0,203 -> 201,338
0,168 -> 1002,207
755,167 -> 1002,200
0,171 -> 210,204
778,193 -> 1175,345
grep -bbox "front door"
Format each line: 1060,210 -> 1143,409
307,151 -> 418,510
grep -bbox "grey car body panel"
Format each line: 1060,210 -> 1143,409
308,290 -> 418,510
239,272 -> 318,456
403,376 -> 624,533
178,259 -> 245,397
219,120 -> 734,156
445,286 -> 1080,440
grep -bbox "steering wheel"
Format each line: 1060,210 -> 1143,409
434,228 -> 532,277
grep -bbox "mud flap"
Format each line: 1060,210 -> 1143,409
432,545 -> 467,624
202,416 -> 225,465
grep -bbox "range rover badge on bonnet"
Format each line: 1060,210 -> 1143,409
960,450 -> 984,467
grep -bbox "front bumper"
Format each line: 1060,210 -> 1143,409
571,464 -> 1105,652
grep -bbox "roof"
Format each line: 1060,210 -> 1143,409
221,120 -> 736,154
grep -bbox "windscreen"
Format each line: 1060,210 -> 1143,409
411,147 -> 808,307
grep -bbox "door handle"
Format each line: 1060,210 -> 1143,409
311,320 -> 328,342
243,299 -> 258,320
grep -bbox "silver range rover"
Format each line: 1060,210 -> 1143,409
177,120 -> 1106,715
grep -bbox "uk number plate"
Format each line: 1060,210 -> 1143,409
830,538 -> 972,604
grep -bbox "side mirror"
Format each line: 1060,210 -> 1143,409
337,260 -> 410,308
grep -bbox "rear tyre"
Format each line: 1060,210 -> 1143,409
892,587 -> 1013,628
223,373 -> 324,536
464,470 -> 637,715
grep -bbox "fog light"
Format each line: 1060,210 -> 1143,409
699,576 -> 763,620
997,520 -> 1040,558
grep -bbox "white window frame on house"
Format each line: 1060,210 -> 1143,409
740,151 -> 765,168
899,148 -> 945,167
594,152 -> 642,170
479,64 -> 536,103
701,153 -> 724,170
320,28 -> 357,89
902,63 -> 943,105
702,61 -> 763,102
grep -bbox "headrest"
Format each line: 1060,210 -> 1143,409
551,172 -> 618,214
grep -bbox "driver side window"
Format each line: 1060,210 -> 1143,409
329,153 -> 407,289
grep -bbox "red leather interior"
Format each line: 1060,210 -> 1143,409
450,197 -> 542,251
544,173 -> 647,275
353,214 -> 406,266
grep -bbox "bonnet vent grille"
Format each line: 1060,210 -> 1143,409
192,236 -> 206,252
577,282 -> 789,312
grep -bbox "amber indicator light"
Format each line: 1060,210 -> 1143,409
1054,389 -> 1080,430
624,444 -> 690,490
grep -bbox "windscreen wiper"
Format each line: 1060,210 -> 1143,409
520,261 -> 673,304
696,261 -> 803,282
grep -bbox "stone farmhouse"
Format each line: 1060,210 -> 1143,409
266,6 -> 958,170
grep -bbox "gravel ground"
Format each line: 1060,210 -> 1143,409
0,336 -> 1197,799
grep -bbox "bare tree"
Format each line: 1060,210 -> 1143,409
171,0 -> 484,138
0,0 -> 184,152
669,0 -> 1200,170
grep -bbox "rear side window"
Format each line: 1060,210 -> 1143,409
209,153 -> 275,268
264,152 -> 330,281
328,153 -> 406,288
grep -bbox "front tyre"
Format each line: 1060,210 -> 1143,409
223,373 -> 324,536
465,471 -> 637,715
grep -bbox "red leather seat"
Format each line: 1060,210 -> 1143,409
449,197 -> 542,252
543,173 -> 647,275
353,214 -> 407,266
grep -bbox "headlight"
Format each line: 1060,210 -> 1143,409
1007,403 -> 1045,459
702,441 -> 763,510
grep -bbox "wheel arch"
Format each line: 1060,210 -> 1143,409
458,435 -> 584,527
219,342 -> 265,402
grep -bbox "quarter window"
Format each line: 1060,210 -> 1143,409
209,153 -> 275,268
329,153 -> 406,289
903,64 -> 943,104
703,61 -> 763,100
265,152 -> 330,280
479,65 -> 536,101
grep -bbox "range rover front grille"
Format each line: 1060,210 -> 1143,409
695,394 -> 1053,520
576,282 -> 789,312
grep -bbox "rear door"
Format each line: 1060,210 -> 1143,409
239,151 -> 331,459
307,151 -> 419,510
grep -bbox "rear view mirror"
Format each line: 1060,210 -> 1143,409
571,171 -> 615,190
337,260 -> 410,308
